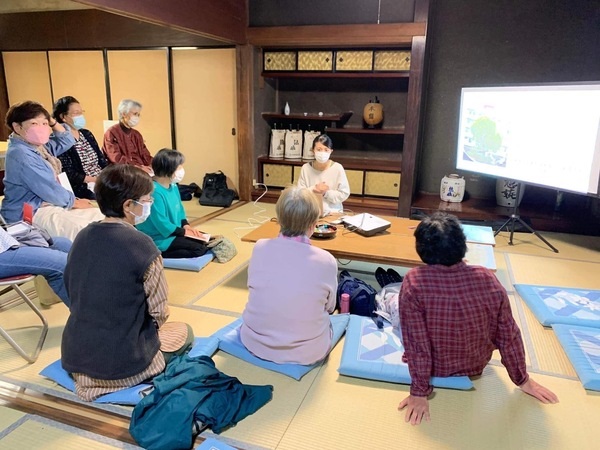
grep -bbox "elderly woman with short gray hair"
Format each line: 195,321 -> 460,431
102,99 -> 153,174
240,185 -> 338,365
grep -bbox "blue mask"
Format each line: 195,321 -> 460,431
72,115 -> 86,130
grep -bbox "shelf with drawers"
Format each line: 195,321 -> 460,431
248,15 -> 429,216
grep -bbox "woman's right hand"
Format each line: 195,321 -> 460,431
72,198 -> 95,209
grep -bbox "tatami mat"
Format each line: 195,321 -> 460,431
507,253 -> 600,288
1,213 -> 600,449
191,269 -> 248,315
0,407 -> 140,449
182,199 -> 237,221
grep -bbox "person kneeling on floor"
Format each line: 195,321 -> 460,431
61,164 -> 193,401
397,212 -> 558,425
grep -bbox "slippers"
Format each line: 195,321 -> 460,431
375,267 -> 393,289
387,268 -> 403,283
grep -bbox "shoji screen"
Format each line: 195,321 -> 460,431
171,48 -> 237,188
48,51 -> 108,143
107,49 -> 172,155
2,52 -> 53,111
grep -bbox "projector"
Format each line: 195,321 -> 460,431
342,213 -> 391,237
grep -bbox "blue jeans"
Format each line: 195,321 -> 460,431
0,237 -> 71,307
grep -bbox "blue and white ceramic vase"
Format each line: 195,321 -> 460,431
440,174 -> 465,203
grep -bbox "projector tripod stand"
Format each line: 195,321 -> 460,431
493,182 -> 559,253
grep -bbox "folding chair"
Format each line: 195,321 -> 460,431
0,274 -> 48,363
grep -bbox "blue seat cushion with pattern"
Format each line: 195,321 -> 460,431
552,324 -> 600,391
338,315 -> 473,390
39,337 -> 220,404
515,284 -> 600,328
213,315 -> 350,380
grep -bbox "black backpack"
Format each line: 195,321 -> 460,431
199,171 -> 236,207
336,270 -> 377,316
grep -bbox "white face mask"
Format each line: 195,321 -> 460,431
130,200 -> 152,225
127,115 -> 140,127
172,168 -> 185,184
315,151 -> 331,163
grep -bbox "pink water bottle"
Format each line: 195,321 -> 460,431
340,293 -> 350,314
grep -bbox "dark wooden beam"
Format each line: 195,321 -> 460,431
398,35 -> 427,217
0,54 -> 9,141
236,45 -> 254,201
0,10 -> 227,50
247,23 -> 426,48
73,0 -> 247,45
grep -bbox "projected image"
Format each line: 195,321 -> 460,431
460,106 -> 508,168
456,84 -> 600,195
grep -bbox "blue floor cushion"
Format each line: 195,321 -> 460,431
196,438 -> 237,450
338,315 -> 473,390
213,315 -> 350,380
552,324 -> 600,391
515,284 -> 600,328
163,251 -> 214,272
39,337 -> 220,404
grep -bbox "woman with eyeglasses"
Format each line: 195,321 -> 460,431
1,101 -> 104,241
62,164 -> 194,401
136,148 -> 213,259
52,96 -> 109,200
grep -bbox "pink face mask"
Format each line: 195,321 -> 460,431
24,124 -> 51,146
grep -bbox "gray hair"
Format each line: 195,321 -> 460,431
276,185 -> 321,237
117,99 -> 142,119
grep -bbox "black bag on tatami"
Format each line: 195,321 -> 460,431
199,171 -> 236,207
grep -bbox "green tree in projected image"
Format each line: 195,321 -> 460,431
466,117 -> 506,166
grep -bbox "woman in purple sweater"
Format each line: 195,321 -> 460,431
241,186 -> 338,365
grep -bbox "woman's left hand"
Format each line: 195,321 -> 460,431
184,225 -> 206,239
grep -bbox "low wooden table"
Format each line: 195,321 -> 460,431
242,216 -> 496,270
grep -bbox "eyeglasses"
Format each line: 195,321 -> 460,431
134,197 -> 154,205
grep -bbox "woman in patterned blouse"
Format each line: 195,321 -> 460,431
53,96 -> 109,199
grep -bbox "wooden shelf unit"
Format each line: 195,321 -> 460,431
261,71 -> 410,79
248,2 -> 430,216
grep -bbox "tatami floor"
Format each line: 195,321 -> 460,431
1,200 -> 599,449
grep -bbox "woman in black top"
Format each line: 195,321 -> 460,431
53,96 -> 109,199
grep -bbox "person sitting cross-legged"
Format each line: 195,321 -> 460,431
398,212 -> 558,426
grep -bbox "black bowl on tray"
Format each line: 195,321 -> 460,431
312,223 -> 337,239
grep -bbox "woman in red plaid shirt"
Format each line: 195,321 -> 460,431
398,212 -> 558,425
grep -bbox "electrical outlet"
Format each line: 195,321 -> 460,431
252,179 -> 258,188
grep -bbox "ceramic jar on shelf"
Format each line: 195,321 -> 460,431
440,174 -> 466,203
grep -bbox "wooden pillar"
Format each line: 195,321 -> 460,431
236,44 -> 254,201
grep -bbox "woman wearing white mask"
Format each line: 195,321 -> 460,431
0,101 -> 103,241
102,99 -> 153,175
53,96 -> 109,199
297,133 -> 350,216
62,164 -> 193,401
136,149 -> 212,258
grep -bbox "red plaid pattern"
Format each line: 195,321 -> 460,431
400,262 -> 528,397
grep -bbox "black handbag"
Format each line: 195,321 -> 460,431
199,171 -> 236,207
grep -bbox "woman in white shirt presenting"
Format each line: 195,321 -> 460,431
297,134 -> 350,215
